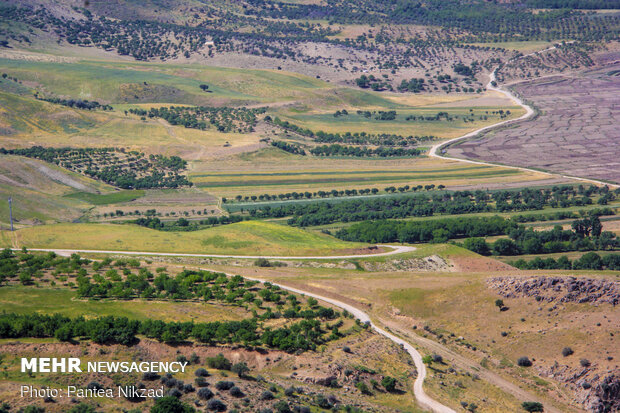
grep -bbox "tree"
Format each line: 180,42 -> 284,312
231,362 -> 249,378
151,396 -> 196,413
463,238 -> 490,255
522,401 -> 544,412
495,299 -> 504,311
381,376 -> 397,392
517,357 -> 533,367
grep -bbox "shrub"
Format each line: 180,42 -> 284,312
432,354 -> 443,363
231,362 -> 250,378
68,404 -> 97,413
580,358 -> 591,367
215,381 -> 234,391
355,381 -> 371,395
150,396 -> 196,413
143,372 -> 161,381
207,399 -> 226,412
381,376 -> 397,392
261,390 -> 275,400
522,401 -> 544,412
195,377 -> 208,387
194,368 -> 210,377
230,386 -> 244,397
284,386 -> 295,397
197,387 -> 214,400
562,347 -> 574,357
342,346 -> 352,353
207,354 -> 232,370
273,400 -> 292,413
517,357 -> 532,367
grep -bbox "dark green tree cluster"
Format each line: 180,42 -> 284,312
270,141 -> 306,155
463,216 -> 617,256
510,252 -> 620,271
134,215 -> 250,231
335,216 -> 516,243
129,106 -> 266,134
309,144 -> 420,158
35,95 -> 113,111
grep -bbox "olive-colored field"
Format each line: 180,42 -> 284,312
0,220 -> 365,256
190,149 -> 557,198
275,106 -> 524,139
0,286 -> 247,323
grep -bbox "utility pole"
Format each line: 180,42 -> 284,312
8,197 -> 13,231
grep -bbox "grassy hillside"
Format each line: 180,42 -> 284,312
1,220 -> 366,256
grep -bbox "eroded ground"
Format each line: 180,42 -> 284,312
448,65 -> 620,184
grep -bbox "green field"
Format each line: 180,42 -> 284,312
0,286 -> 246,323
65,190 -> 145,205
1,220 -> 365,256
274,106 -> 525,139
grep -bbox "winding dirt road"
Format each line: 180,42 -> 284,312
217,271 -> 457,413
20,245 -> 416,260
429,57 -> 619,190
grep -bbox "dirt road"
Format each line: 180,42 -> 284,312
21,244 -> 416,260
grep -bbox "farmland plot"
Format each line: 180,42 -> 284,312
447,65 -> 620,184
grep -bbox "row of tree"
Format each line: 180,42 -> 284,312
510,252 -> 620,271
336,216 -> 516,244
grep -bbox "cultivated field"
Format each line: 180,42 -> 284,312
447,65 -> 620,184
0,221 -> 366,256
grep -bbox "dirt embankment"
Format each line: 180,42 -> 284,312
487,276 -> 620,306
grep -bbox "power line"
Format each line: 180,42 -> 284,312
8,197 -> 13,231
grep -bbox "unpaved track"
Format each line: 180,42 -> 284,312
213,270 -> 457,413
20,244 -> 416,260
429,54 -> 619,190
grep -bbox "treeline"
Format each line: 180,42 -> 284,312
524,0 -> 620,9
35,95 -> 113,111
128,106 -> 266,134
266,116 -> 433,146
1,146 -> 191,189
335,216 -> 516,243
270,140 -> 306,155
510,252 -> 620,271
134,216 -> 250,231
0,312 -> 340,351
463,216 -> 618,256
309,144 -> 421,158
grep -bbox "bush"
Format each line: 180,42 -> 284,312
580,358 -> 591,367
143,372 -> 161,381
194,368 -> 210,377
561,347 -> 574,357
206,354 -> 232,370
151,396 -> 196,413
273,401 -> 292,413
68,404 -> 97,413
207,399 -> 226,412
260,390 -> 275,400
284,386 -> 295,397
230,386 -> 244,397
517,357 -> 532,367
231,362 -> 250,378
381,376 -> 397,392
195,377 -> 208,387
522,401 -> 544,412
215,381 -> 234,391
342,346 -> 352,353
432,354 -> 443,363
197,387 -> 214,400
